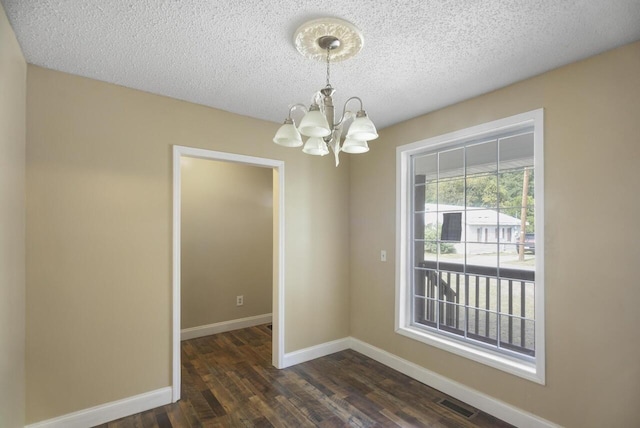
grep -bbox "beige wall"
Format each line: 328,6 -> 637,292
181,158 -> 272,328
350,41 -> 640,427
0,4 -> 26,428
26,66 -> 350,423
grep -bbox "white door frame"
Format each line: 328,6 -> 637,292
171,145 -> 285,402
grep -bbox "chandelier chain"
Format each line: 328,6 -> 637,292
325,47 -> 331,87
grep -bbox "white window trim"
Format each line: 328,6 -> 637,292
395,109 -> 545,385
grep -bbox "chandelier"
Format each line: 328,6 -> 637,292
272,18 -> 378,166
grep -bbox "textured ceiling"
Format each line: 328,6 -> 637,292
3,0 -> 640,130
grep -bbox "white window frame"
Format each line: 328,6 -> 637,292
395,109 -> 545,384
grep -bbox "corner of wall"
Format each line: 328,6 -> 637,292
0,2 -> 27,427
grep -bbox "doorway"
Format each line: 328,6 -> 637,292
171,145 -> 285,402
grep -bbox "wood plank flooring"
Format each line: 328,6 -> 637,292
96,325 -> 512,427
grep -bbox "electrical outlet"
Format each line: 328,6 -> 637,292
236,295 -> 244,306
381,250 -> 387,262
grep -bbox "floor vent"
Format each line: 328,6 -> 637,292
438,398 -> 476,418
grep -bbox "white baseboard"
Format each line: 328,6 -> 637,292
181,313 -> 272,341
25,387 -> 172,428
281,337 -> 350,368
26,334 -> 555,428
349,338 -> 558,428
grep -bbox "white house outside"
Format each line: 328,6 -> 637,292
424,204 -> 522,255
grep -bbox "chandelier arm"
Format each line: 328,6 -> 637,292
335,96 -> 364,127
287,103 -> 308,123
311,91 -> 323,106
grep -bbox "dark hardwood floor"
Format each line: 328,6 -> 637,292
96,325 -> 512,427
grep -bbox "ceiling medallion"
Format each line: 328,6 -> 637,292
273,18 -> 377,166
294,17 -> 364,62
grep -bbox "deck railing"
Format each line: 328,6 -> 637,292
415,260 -> 535,357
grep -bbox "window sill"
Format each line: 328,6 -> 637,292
395,325 -> 545,385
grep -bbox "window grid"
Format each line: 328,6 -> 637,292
410,134 -> 535,360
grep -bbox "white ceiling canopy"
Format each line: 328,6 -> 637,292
2,0 -> 639,130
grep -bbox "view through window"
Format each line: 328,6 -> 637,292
396,110 -> 544,382
412,130 -> 536,358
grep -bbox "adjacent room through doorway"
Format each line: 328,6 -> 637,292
172,146 -> 285,402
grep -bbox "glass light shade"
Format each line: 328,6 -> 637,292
302,137 -> 329,156
273,122 -> 303,147
298,109 -> 331,137
341,138 -> 369,154
346,113 -> 378,141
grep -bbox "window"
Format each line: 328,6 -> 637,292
396,110 -> 544,384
